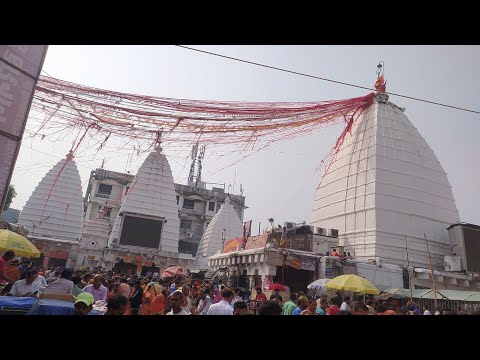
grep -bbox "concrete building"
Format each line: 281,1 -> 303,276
30,237 -> 80,269
447,223 -> 480,274
17,152 -> 84,268
83,169 -> 134,227
207,225 -> 340,292
311,93 -> 460,269
195,197 -> 244,269
176,183 -> 245,256
84,169 -> 246,258
77,219 -> 110,269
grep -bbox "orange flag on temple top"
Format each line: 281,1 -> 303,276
374,75 -> 386,93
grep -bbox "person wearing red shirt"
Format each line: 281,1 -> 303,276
0,251 -> 16,284
255,287 -> 267,302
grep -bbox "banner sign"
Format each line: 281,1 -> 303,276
267,251 -> 284,266
244,233 -> 268,250
301,258 -> 316,271
223,237 -> 242,253
288,255 -> 302,270
243,220 -> 252,239
0,45 -> 48,208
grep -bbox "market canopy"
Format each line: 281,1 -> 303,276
381,288 -> 480,302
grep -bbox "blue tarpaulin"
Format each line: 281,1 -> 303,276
0,296 -> 37,309
27,299 -> 75,315
26,299 -> 104,315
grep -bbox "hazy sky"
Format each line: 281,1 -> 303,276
9,45 -> 480,232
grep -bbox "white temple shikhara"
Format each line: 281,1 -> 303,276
17,152 -> 84,242
196,196 -> 244,269
311,93 -> 460,269
108,146 -> 180,254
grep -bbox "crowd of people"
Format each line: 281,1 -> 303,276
1,250 -> 479,315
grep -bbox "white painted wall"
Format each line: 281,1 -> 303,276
311,96 -> 460,269
355,262 -> 404,289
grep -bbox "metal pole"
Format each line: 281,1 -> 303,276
405,234 -> 413,300
424,233 -> 437,309
258,222 -> 261,236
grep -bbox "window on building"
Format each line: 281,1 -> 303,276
97,184 -> 112,196
104,208 -> 112,218
180,220 -> 192,230
182,199 -> 195,210
176,196 -> 180,205
208,201 -> 215,211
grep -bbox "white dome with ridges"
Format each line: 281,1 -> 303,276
311,94 -> 460,269
196,197 -> 244,269
18,152 -> 84,242
108,146 -> 180,253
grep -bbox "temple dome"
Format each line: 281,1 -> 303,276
311,94 -> 460,268
108,147 -> 180,253
17,153 -> 84,242
196,197 -> 244,269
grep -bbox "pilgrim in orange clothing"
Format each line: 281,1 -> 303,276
140,283 -> 162,315
5,259 -> 20,282
150,291 -> 166,315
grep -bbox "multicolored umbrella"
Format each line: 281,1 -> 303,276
0,229 -> 40,258
161,266 -> 186,278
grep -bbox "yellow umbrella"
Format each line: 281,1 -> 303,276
325,274 -> 380,295
0,229 -> 41,258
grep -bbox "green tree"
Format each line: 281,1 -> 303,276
3,185 -> 17,210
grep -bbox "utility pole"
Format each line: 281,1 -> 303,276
405,234 -> 413,300
424,233 -> 437,309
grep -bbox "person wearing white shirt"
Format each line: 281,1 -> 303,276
206,288 -> 234,315
34,273 -> 48,290
166,290 -> 190,315
340,297 -> 351,311
9,269 -> 41,297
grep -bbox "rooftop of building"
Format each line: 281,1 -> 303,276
92,168 -> 135,185
175,183 -> 246,206
89,168 -> 246,206
447,222 -> 480,231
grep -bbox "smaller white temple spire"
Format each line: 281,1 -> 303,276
195,195 -> 243,269
17,154 -> 84,242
